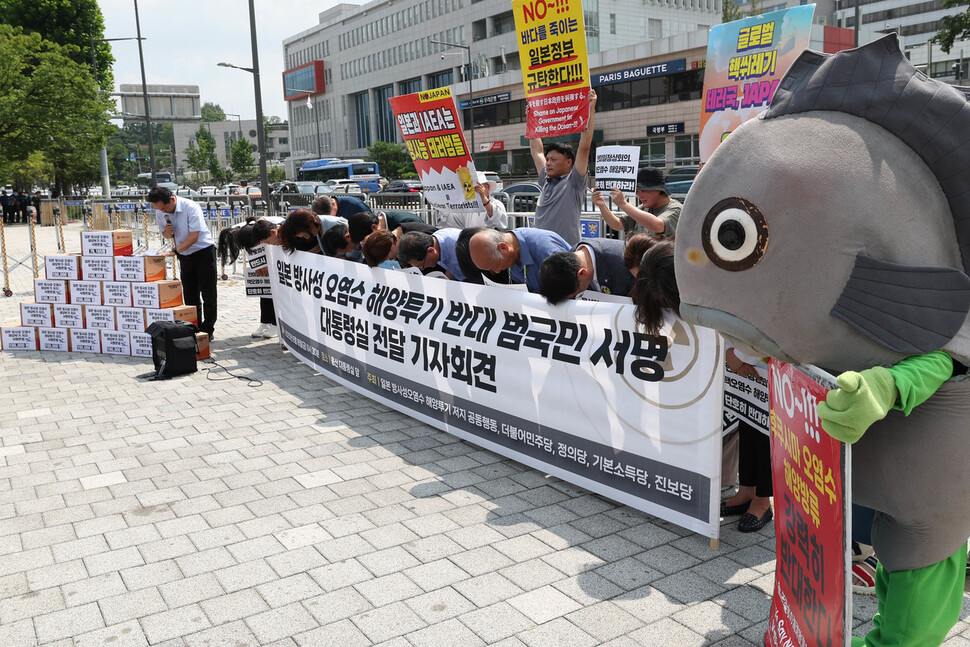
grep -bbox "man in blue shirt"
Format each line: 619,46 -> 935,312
149,186 -> 218,338
397,228 -> 465,280
467,227 -> 569,293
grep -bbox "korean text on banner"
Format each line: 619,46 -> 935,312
513,0 -> 591,138
699,5 -> 815,163
723,361 -> 769,435
267,247 -> 726,539
766,360 -> 850,647
389,88 -> 482,216
594,145 -> 641,195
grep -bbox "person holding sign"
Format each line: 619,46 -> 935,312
592,168 -> 682,238
434,172 -> 508,230
529,90 -> 597,248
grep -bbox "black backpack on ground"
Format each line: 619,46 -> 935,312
145,320 -> 199,379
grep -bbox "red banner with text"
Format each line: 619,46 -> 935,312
766,360 -> 850,647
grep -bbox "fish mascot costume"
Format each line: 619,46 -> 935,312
674,34 -> 970,646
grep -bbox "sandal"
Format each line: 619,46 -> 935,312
852,555 -> 879,595
852,541 -> 874,563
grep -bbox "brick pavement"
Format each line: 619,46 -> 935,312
1,219 -> 968,646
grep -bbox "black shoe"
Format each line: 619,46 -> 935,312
738,508 -> 773,533
720,500 -> 751,517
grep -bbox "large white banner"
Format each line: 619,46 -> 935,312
267,248 -> 726,537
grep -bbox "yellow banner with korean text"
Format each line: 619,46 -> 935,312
513,0 -> 592,138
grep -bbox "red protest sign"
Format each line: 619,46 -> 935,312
766,360 -> 849,647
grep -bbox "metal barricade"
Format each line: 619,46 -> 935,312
368,191 -> 434,224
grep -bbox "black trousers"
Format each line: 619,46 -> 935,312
178,245 -> 218,335
259,297 -> 276,325
738,421 -> 772,498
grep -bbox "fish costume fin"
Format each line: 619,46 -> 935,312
831,255 -> 970,354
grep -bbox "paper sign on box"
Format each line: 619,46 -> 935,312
102,282 -> 133,307
69,328 -> 100,353
130,331 -> 152,358
45,255 -> 82,281
21,302 -> 54,327
81,256 -> 114,281
53,304 -> 84,329
115,255 -> 166,282
196,332 -> 210,360
84,305 -> 115,330
101,330 -> 131,356
145,304 -> 197,327
38,327 -> 70,352
1,325 -> 38,351
132,281 -> 183,309
81,230 -> 133,256
69,280 -> 101,306
115,307 -> 146,332
34,279 -> 69,304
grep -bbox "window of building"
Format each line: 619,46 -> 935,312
354,92 -> 371,148
374,85 -> 396,143
430,69 -> 453,88
673,134 -> 699,165
648,18 -> 663,39
400,77 -> 422,95
610,13 -> 616,34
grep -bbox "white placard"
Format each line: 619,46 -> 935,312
594,145 -> 641,196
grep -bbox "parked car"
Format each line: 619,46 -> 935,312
198,186 -> 218,195
666,166 -> 699,182
273,181 -> 333,195
500,182 -> 542,196
176,187 -> 200,197
666,180 -> 693,203
383,179 -> 422,193
239,186 -> 262,198
482,171 -> 504,192
326,179 -> 362,193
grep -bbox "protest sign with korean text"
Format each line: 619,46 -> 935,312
723,360 -> 769,435
513,0 -> 591,138
766,360 -> 850,647
700,6 -> 815,163
389,87 -> 482,218
593,146 -> 640,196
267,247 -> 727,538
245,244 -> 272,297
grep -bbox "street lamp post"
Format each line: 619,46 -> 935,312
216,0 -> 270,211
431,39 -> 475,160
90,36 -> 143,198
132,0 -> 157,186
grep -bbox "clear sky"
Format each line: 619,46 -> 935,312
99,0 -> 350,122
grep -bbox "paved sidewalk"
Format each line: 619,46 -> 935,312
0,220 -> 967,646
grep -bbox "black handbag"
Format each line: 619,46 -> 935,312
145,320 -> 199,379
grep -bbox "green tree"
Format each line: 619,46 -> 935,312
0,0 -> 113,90
722,0 -> 744,23
268,165 -> 286,182
185,124 -> 217,180
0,25 -> 109,192
367,141 -> 417,179
230,137 -> 255,178
201,102 -> 226,122
933,0 -> 970,53
0,150 -> 53,189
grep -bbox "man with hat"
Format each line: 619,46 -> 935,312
591,167 -> 682,238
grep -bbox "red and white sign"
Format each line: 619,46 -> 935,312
766,360 -> 849,647
479,142 -> 505,152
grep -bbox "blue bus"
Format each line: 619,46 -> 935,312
297,159 -> 381,192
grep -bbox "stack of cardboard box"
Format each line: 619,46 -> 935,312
0,230 -> 210,359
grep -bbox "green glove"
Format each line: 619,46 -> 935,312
817,367 -> 897,444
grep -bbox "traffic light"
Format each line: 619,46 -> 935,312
144,157 -> 150,162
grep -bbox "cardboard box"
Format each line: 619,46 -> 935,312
1,325 -> 38,351
21,301 -> 54,328
196,332 -> 210,360
115,307 -> 146,332
38,327 -> 70,352
45,255 -> 82,281
145,304 -> 198,327
101,330 -> 131,356
81,256 -> 114,281
34,279 -> 69,304
84,305 -> 115,331
81,230 -> 133,256
69,328 -> 100,353
69,280 -> 101,306
102,282 -> 133,307
132,281 -> 183,309
130,331 -> 152,358
115,255 -> 166,282
53,304 -> 84,329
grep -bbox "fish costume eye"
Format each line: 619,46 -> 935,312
701,197 -> 768,271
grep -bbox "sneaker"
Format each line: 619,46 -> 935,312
252,323 -> 269,338
852,555 -> 879,595
262,324 -> 278,339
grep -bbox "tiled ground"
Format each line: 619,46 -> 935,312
1,220 -> 969,645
